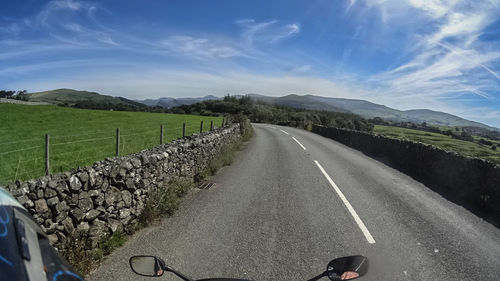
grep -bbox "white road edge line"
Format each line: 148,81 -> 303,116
313,160 -> 376,244
279,129 -> 289,135
292,137 -> 307,150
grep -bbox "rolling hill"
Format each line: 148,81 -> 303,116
138,95 -> 220,108
28,89 -> 146,108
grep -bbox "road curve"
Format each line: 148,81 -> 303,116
88,124 -> 500,281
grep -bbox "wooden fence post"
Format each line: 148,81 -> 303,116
45,134 -> 50,176
200,121 -> 203,133
160,124 -> 164,144
116,128 -> 120,156
182,123 -> 186,137
210,120 -> 214,131
221,118 -> 225,128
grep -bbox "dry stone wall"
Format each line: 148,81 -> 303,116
312,125 -> 500,227
7,124 -> 241,249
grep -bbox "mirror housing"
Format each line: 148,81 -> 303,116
326,255 -> 368,280
129,255 -> 165,277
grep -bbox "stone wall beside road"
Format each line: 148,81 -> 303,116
7,124 -> 241,250
312,125 -> 500,227
0,98 -> 50,105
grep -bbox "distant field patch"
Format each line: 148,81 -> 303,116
373,125 -> 500,164
0,104 -> 222,185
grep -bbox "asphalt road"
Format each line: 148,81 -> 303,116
88,124 -> 500,281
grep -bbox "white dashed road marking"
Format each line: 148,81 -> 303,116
279,129 -> 289,135
314,160 -> 376,244
292,137 -> 307,150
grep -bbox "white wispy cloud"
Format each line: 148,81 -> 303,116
358,0 -> 500,103
160,36 -> 243,59
37,0 -> 89,27
0,0 -> 119,48
237,19 -> 300,45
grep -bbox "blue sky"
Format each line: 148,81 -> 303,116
1,0 -> 500,127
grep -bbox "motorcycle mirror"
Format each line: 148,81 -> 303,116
129,255 -> 165,277
326,255 -> 368,280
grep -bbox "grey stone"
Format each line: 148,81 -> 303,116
118,168 -> 127,178
119,208 -> 130,219
125,178 -> 136,190
78,191 -> 90,199
27,180 -> 37,192
140,154 -> 150,166
116,201 -> 125,209
89,169 -> 98,186
69,193 -> 79,206
46,197 -> 59,206
16,195 -> 29,205
56,231 -> 67,244
110,167 -> 120,178
78,198 -> 93,212
120,160 -> 133,171
85,209 -> 100,221
108,219 -> 123,234
89,190 -> 100,197
38,177 -> 49,188
70,208 -> 84,222
101,180 -> 109,191
45,222 -> 57,234
79,172 -> 89,185
27,192 -> 37,200
48,180 -> 58,189
90,219 -> 108,238
131,158 -> 142,168
69,175 -> 82,191
44,188 -> 57,198
37,189 -> 44,199
61,217 -> 74,234
34,199 -> 49,213
55,211 -> 67,223
94,193 -> 105,206
47,234 -> 58,245
24,200 -> 34,208
35,216 -> 44,224
104,187 -> 122,207
76,222 -> 90,234
55,201 -> 69,213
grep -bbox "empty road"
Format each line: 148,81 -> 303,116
88,124 -> 500,281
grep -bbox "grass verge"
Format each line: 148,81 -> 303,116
63,231 -> 127,276
374,124 -> 500,164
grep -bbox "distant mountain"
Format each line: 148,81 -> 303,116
247,94 -> 498,131
248,94 -> 349,113
137,95 -> 220,108
37,88 -> 496,131
28,89 -> 146,108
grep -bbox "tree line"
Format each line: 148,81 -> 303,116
171,95 -> 374,132
0,90 -> 29,100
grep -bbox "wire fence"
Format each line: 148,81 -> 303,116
0,118 -> 226,185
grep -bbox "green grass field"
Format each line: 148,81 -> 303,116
373,125 -> 500,164
0,104 -> 223,185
